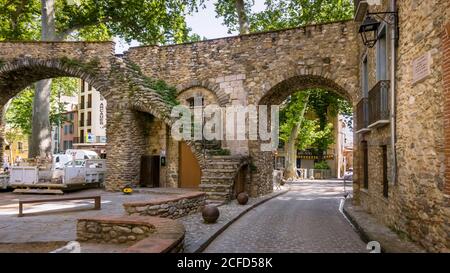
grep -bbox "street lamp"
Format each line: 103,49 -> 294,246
358,16 -> 380,48
358,11 -> 398,48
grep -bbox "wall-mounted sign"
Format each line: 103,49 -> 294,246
99,102 -> 105,126
412,51 -> 431,84
86,133 -> 95,143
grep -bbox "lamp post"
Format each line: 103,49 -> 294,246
358,11 -> 398,48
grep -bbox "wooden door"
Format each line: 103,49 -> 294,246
233,166 -> 247,197
140,155 -> 160,187
179,142 -> 201,188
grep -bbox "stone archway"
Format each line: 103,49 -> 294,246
249,74 -> 356,197
0,56 -> 113,170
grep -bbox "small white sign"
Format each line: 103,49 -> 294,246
412,51 -> 431,84
366,0 -> 381,5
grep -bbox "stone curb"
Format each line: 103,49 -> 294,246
192,189 -> 290,253
342,198 -> 426,253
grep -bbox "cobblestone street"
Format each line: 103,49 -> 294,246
204,180 -> 368,253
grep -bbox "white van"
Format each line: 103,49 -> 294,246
65,149 -> 100,160
53,154 -> 71,170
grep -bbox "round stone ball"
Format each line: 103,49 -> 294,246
202,205 -> 220,223
237,192 -> 249,205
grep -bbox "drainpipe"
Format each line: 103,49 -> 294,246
390,0 -> 397,184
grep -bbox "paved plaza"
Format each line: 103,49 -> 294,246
204,180 -> 368,253
0,187 -> 193,247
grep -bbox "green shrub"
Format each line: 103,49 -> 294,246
314,160 -> 330,170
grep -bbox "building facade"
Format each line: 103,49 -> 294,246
354,0 -> 449,252
59,108 -> 78,153
75,80 -> 107,157
52,95 -> 78,154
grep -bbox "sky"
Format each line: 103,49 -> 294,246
115,0 -> 266,54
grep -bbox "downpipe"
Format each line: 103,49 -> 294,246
390,0 -> 398,184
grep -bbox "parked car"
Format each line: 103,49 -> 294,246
65,149 -> 100,160
53,154 -> 71,170
343,168 -> 353,181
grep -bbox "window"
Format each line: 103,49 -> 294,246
362,141 -> 369,189
376,24 -> 387,81
382,145 -> 388,198
80,112 -> 85,127
69,112 -> 74,121
87,94 -> 92,108
275,156 -> 285,169
81,81 -> 85,93
68,141 -> 73,149
18,142 -> 23,151
187,96 -> 204,108
88,83 -> 92,91
362,55 -> 369,97
87,111 -> 92,126
69,124 -> 74,134
80,130 -> 84,143
80,96 -> 85,109
64,125 -> 69,135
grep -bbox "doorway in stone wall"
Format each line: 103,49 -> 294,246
233,165 -> 247,198
179,141 -> 201,188
139,155 -> 160,187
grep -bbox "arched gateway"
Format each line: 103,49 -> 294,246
0,19 -> 360,200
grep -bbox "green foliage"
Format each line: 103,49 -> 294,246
214,0 -> 354,33
214,0 -> 255,34
314,160 -> 330,170
249,162 -> 257,172
60,56 -> 100,74
127,61 -> 179,107
5,77 -> 79,135
0,0 -> 204,44
279,88 -> 351,158
279,91 -> 309,143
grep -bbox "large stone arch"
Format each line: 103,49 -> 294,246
0,57 -> 111,103
0,56 -> 113,170
248,74 -> 355,196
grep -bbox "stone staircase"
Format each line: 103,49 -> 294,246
199,155 -> 248,203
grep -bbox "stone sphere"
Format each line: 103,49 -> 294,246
202,205 -> 220,223
237,192 -> 249,205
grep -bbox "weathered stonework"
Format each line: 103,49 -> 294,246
354,0 -> 450,252
77,216 -> 185,253
0,21 -> 360,199
123,192 -> 206,218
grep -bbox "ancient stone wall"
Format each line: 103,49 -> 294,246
123,192 -> 206,219
356,0 -> 450,252
77,216 -> 185,253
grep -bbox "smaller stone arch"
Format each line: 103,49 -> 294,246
176,80 -> 229,107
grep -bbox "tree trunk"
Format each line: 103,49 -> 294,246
29,0 -> 56,159
235,0 -> 249,34
284,94 -> 310,179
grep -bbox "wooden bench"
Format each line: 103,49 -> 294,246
18,195 -> 101,217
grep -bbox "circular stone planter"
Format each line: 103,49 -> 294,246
202,205 -> 219,223
237,192 -> 249,205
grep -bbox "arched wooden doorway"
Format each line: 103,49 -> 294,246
179,141 -> 201,188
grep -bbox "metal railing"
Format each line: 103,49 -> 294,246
356,97 -> 369,131
368,80 -> 390,126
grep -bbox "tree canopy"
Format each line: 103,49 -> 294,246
5,77 -> 79,135
0,0 -> 203,43
214,0 -> 354,34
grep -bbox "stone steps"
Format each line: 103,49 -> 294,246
199,155 -> 248,202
